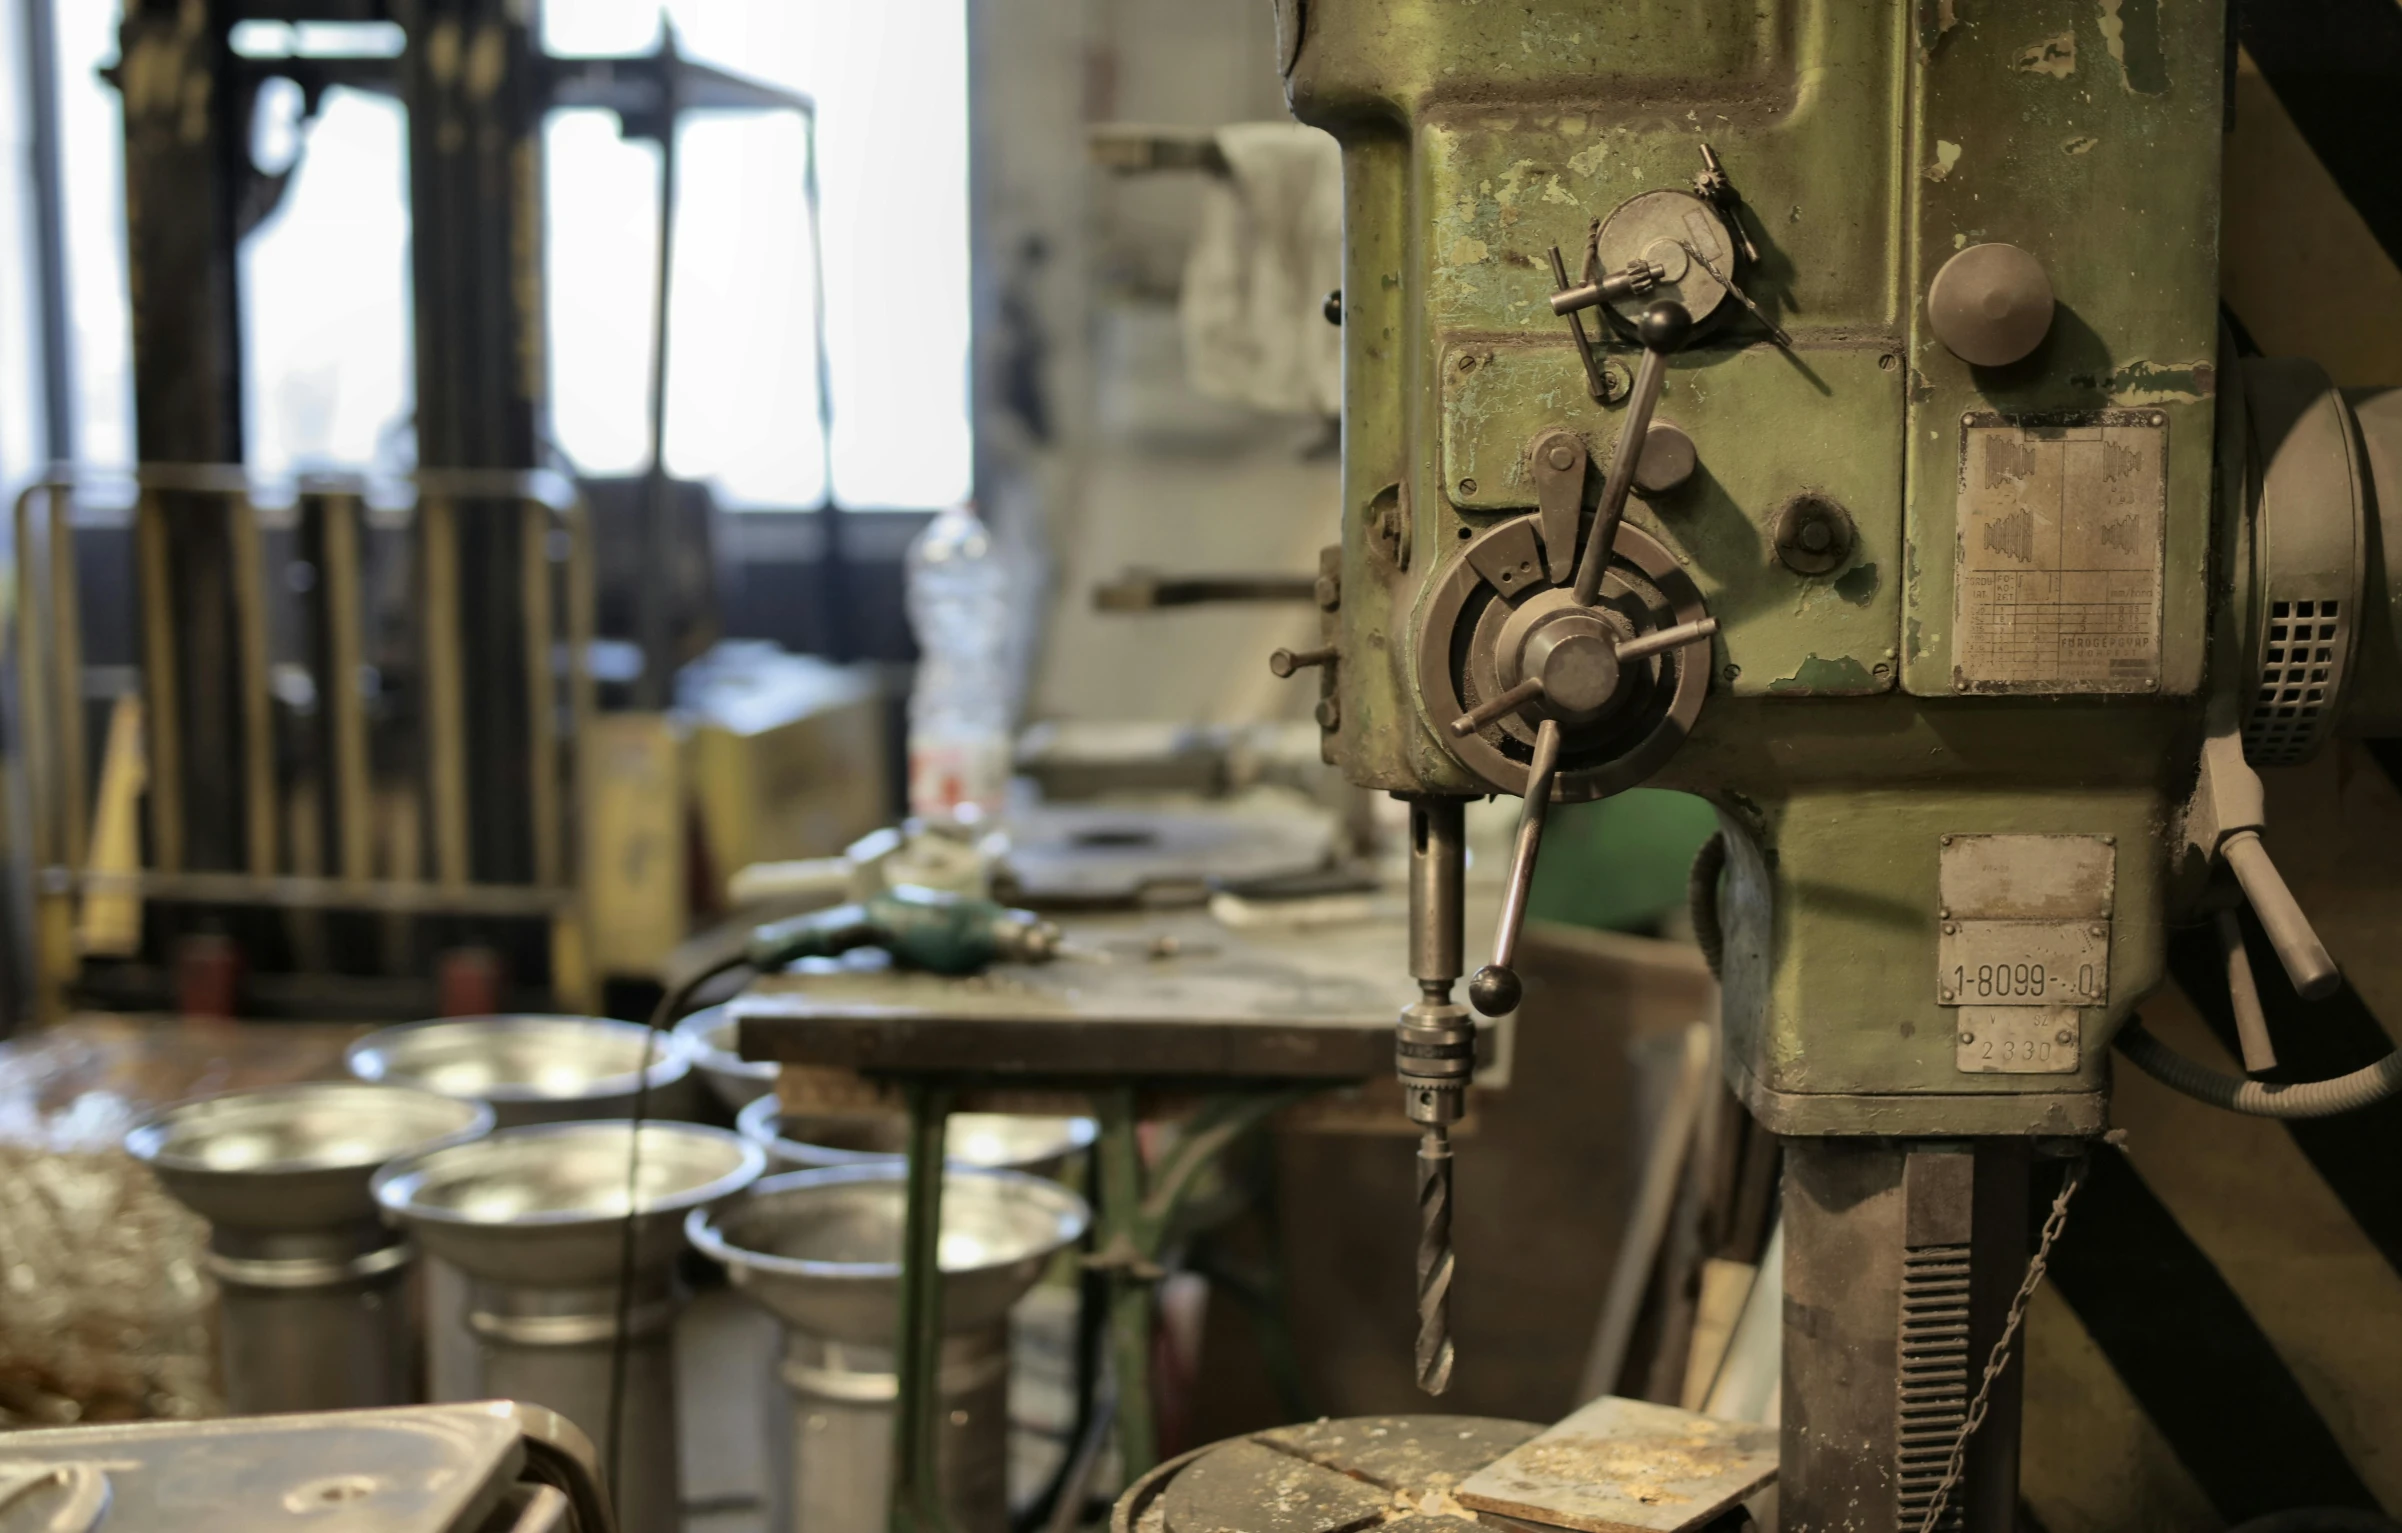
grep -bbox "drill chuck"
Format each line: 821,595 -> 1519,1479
1396,992 -> 1475,1127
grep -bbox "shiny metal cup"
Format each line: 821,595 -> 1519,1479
348,1014 -> 695,1405
374,1121 -> 763,1533
689,1165 -> 1090,1533
126,1082 -> 493,1415
674,1004 -> 780,1112
347,1015 -> 691,1129
735,1097 -> 1096,1181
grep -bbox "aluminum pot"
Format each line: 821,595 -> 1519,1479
347,1015 -> 691,1129
374,1121 -> 763,1533
127,1082 -> 492,1415
347,1014 -> 696,1405
674,1004 -> 779,1112
735,1096 -> 1095,1181
689,1165 -> 1090,1533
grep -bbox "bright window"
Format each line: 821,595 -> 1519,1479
546,0 -> 972,510
42,0 -> 972,511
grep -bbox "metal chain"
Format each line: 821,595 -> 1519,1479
1913,1157 -> 2088,1533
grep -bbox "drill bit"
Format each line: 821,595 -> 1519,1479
1415,1126 -> 1456,1393
1396,798 -> 1472,1395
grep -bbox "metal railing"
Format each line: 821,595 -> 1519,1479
11,464 -> 596,1014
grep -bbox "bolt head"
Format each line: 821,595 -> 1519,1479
1314,697 -> 1340,730
2056,1029 -> 2075,1045
1546,442 -> 1578,471
1942,922 -> 1957,935
1959,1031 -> 1975,1045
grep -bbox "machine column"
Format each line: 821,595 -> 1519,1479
1780,1138 -> 2031,1533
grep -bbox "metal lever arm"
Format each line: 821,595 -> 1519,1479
2189,721 -> 2342,1002
2221,830 -> 2341,1000
1467,719 -> 1562,1017
1571,302 -> 1692,608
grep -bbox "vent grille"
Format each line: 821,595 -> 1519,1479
2244,597 -> 2346,766
1895,1245 -> 1973,1532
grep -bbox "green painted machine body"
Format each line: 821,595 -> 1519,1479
1287,0 -> 2231,1135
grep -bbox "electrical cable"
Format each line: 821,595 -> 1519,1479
602,950 -> 753,1522
2115,1017 -> 2402,1120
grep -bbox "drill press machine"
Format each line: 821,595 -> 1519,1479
1261,1 -> 2402,1526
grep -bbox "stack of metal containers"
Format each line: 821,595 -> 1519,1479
125,1010 -> 1095,1533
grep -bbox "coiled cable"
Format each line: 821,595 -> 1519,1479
2115,1017 -> 2402,1120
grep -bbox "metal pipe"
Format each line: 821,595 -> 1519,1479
1406,798 -> 1465,986
134,491 -> 185,872
46,484 -> 86,871
419,494 -> 471,887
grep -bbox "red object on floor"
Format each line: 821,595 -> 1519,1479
172,933 -> 242,1019
437,947 -> 504,1017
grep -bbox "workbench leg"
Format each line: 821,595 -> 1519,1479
890,1084 -> 955,1533
1094,1088 -> 1159,1478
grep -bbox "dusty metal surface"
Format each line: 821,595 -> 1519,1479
1136,1416 -> 1543,1533
736,911 -> 1498,1083
1454,1397 -> 1774,1533
0,1400 -> 609,1533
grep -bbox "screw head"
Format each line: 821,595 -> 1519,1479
1959,1031 -> 1976,1045
2056,1029 -> 2075,1045
1941,835 -> 1954,846
1458,478 -> 1478,497
1314,697 -> 1341,730
2089,925 -> 2105,938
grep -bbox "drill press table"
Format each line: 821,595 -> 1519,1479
729,906 -> 1511,1533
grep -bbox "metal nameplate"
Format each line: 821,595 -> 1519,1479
1937,833 -> 2114,1025
1956,1006 -> 2080,1074
1938,920 -> 2109,1006
1953,411 -> 2167,694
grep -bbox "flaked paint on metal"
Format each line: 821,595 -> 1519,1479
1835,562 -> 1880,606
2016,31 -> 2077,77
1927,139 -> 1963,182
2097,0 -> 2171,95
2075,358 -> 2216,404
1768,654 -> 1878,694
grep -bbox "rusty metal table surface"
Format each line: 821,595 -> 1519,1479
730,905 -> 1508,1084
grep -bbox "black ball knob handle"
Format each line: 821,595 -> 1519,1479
1468,964 -> 1522,1017
1636,299 -> 1694,353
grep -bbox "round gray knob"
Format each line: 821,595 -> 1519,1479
1526,628 -> 1620,715
1928,243 -> 2055,367
1634,420 -> 1697,494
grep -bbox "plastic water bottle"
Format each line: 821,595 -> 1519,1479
904,503 -> 1014,822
